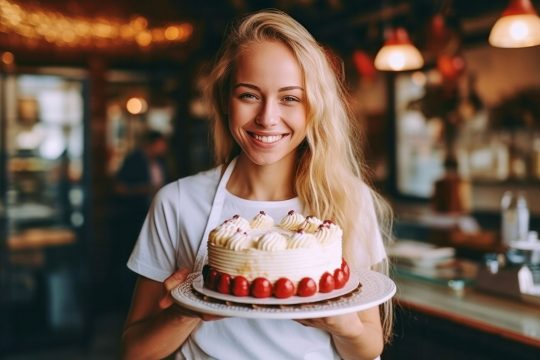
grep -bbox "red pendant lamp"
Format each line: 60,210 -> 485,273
489,0 -> 540,48
374,27 -> 424,71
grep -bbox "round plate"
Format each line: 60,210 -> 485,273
192,271 -> 361,305
171,270 -> 396,319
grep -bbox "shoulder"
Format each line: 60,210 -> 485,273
153,165 -> 222,207
178,165 -> 223,191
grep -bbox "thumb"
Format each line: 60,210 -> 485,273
159,268 -> 190,309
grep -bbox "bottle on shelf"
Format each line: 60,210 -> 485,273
500,190 -> 529,246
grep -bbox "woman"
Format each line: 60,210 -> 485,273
122,9 -> 393,360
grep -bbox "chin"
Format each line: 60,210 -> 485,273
242,152 -> 291,167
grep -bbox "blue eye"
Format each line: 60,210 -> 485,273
282,96 -> 300,103
239,93 -> 259,101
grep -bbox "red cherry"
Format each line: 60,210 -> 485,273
297,277 -> 317,297
232,276 -> 250,297
216,273 -> 232,294
334,268 -> 347,289
205,269 -> 219,290
319,272 -> 335,293
251,277 -> 272,298
273,278 -> 295,299
341,260 -> 350,282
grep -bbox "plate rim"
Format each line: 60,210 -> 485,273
171,269 -> 396,319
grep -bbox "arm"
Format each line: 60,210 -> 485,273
297,306 -> 383,360
331,307 -> 383,360
121,270 -> 205,360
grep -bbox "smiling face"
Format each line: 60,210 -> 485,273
228,40 -> 307,168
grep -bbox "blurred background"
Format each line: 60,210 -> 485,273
1,1 -> 540,359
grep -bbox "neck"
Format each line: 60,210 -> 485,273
227,154 -> 297,201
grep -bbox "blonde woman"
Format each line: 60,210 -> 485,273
122,9 -> 393,360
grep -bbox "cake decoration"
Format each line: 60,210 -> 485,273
204,211 -> 350,299
279,210 -> 305,231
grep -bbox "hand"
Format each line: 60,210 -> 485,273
296,313 -> 365,339
159,268 -> 224,321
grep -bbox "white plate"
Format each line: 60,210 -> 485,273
191,271 -> 361,305
171,270 -> 396,319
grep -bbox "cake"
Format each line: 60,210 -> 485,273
202,210 -> 350,299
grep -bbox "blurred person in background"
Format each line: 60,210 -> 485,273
110,130 -> 169,312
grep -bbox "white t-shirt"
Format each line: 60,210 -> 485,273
127,165 -> 386,360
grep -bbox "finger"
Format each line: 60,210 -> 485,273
163,268 -> 190,292
159,294 -> 174,309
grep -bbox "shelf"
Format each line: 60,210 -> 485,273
8,227 -> 76,251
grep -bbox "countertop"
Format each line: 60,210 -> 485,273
395,275 -> 540,348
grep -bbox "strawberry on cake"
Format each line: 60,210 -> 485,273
202,210 -> 350,299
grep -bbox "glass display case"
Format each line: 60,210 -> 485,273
0,69 -> 90,353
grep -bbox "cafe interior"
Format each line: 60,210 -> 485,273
1,0 -> 540,359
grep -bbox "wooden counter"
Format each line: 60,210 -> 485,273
396,277 -> 540,347
383,276 -> 540,359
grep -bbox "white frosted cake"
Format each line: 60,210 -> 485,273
203,210 -> 350,298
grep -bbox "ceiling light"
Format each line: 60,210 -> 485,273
489,0 -> 540,48
374,27 -> 424,72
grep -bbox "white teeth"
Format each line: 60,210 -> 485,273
253,134 -> 284,143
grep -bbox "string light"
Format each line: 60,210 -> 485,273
0,0 -> 193,49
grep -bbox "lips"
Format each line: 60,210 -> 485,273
248,132 -> 287,144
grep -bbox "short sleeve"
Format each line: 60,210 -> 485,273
127,182 -> 180,282
348,183 -> 387,271
362,184 -> 387,267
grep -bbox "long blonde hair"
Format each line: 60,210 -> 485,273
206,9 -> 394,343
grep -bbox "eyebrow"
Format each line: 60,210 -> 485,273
234,83 -> 304,92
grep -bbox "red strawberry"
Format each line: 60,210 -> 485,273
205,269 -> 219,290
334,268 -> 347,289
297,277 -> 317,297
232,276 -> 250,297
216,273 -> 232,294
341,259 -> 350,282
273,278 -> 295,299
251,277 -> 272,298
319,272 -> 335,293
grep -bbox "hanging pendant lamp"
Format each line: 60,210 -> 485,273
489,0 -> 540,48
374,27 -> 424,71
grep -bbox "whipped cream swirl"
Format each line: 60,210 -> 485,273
279,210 -> 305,231
288,230 -> 317,249
314,221 -> 343,244
229,215 -> 251,231
299,215 -> 323,233
209,222 -> 238,246
224,230 -> 252,251
250,211 -> 274,230
257,231 -> 288,251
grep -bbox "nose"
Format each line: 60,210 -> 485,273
255,99 -> 279,127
